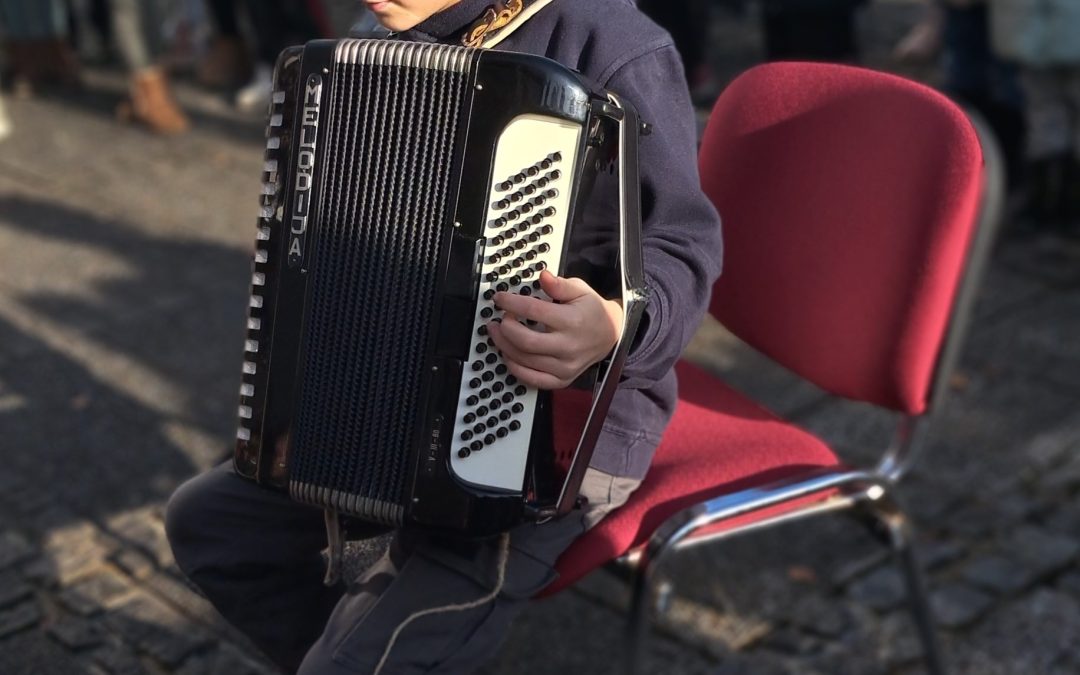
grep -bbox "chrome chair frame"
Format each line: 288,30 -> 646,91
618,111 -> 1005,675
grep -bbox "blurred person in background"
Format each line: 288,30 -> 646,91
0,0 -> 80,90
109,0 -> 190,134
988,0 -> 1080,235
761,0 -> 868,62
233,0 -> 322,113
895,0 -> 1026,194
198,0 -> 253,90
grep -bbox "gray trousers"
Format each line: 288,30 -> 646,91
165,462 -> 638,673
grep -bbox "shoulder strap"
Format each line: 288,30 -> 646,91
471,0 -> 556,49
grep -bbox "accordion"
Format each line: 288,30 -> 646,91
233,39 -> 646,536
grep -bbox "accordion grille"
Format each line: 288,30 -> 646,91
291,41 -> 475,524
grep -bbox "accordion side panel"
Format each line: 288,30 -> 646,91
448,114 -> 582,492
288,42 -> 476,525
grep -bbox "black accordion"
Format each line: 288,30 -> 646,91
234,39 -> 646,536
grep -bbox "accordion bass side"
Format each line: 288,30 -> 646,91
234,39 -> 646,536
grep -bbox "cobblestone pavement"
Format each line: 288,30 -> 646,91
2,3 -> 1080,674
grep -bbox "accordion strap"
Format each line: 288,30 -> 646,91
467,0 -> 556,49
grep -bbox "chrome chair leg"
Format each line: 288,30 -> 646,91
626,560 -> 654,675
863,495 -> 947,675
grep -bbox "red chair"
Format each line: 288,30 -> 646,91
542,62 -> 1003,675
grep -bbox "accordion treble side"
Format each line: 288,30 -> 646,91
234,39 -> 646,536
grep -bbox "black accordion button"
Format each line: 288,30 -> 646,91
510,192 -> 523,203
495,365 -> 508,375
545,188 -> 559,199
477,405 -> 489,416
490,399 -> 502,411
483,289 -> 495,301
512,402 -> 524,414
540,225 -> 554,235
524,251 -> 537,261
474,423 -> 485,434
501,393 -> 514,403
551,152 -> 563,162
458,448 -> 471,459
496,282 -> 509,292
542,207 -> 556,217
485,353 -> 498,364
461,430 -> 473,441
523,184 -> 536,195
509,275 -> 521,286
498,180 -> 513,191
509,420 -> 522,431
520,203 -> 533,214
540,159 -> 552,170
479,388 -> 491,399
492,382 -> 505,393
476,344 -> 488,354
471,360 -> 484,371
480,307 -> 494,319
469,378 -> 481,389
515,385 -> 527,396
471,440 -> 483,452
496,428 -> 508,438
538,243 -> 551,253
526,166 -> 539,177
464,413 -> 476,424
528,233 -> 540,243
485,272 -> 499,282
482,371 -> 495,382
530,214 -> 543,225
520,286 -> 532,296
488,254 -> 502,265
495,199 -> 510,210
549,170 -> 562,180
499,410 -> 512,421
477,325 -> 488,337
484,434 -> 496,445
534,262 -> 546,271
511,258 -> 524,269
507,375 -> 518,385
513,173 -> 526,184
466,395 -> 479,406
537,177 -> 550,188
531,280 -> 541,290
487,416 -> 498,427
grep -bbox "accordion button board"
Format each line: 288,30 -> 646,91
449,115 -> 580,492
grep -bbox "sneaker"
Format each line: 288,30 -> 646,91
235,63 -> 273,114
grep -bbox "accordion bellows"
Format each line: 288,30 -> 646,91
234,39 -> 645,536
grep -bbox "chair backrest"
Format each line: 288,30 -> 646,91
699,62 -> 985,415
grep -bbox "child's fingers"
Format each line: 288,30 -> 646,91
499,353 -> 568,390
493,290 -> 567,329
488,322 -> 573,381
538,270 -> 592,303
494,315 -> 567,357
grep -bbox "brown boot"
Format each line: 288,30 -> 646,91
120,67 -> 190,135
197,37 -> 252,89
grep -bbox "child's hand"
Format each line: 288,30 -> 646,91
488,270 -> 624,390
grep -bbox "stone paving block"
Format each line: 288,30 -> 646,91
142,570 -> 229,631
874,612 -> 924,667
0,569 -> 34,608
930,583 -> 995,629
758,626 -> 822,657
916,539 -> 967,572
771,593 -> 850,639
58,570 -> 134,616
829,550 -> 889,588
0,631 -> 88,675
0,529 -> 33,569
90,642 -> 151,675
103,594 -> 211,668
175,644 -> 267,675
1005,525 -> 1080,579
47,616 -> 108,651
960,555 -> 1035,595
111,548 -> 156,581
41,521 -> 120,586
0,599 -> 42,638
960,589 -> 1080,673
105,507 -> 174,568
847,566 -> 906,613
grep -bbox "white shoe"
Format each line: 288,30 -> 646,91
235,63 -> 274,114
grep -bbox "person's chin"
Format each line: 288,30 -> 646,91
367,3 -> 420,32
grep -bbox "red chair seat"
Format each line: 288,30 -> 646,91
542,360 -> 840,596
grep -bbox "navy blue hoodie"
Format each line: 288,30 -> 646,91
401,0 -> 723,479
